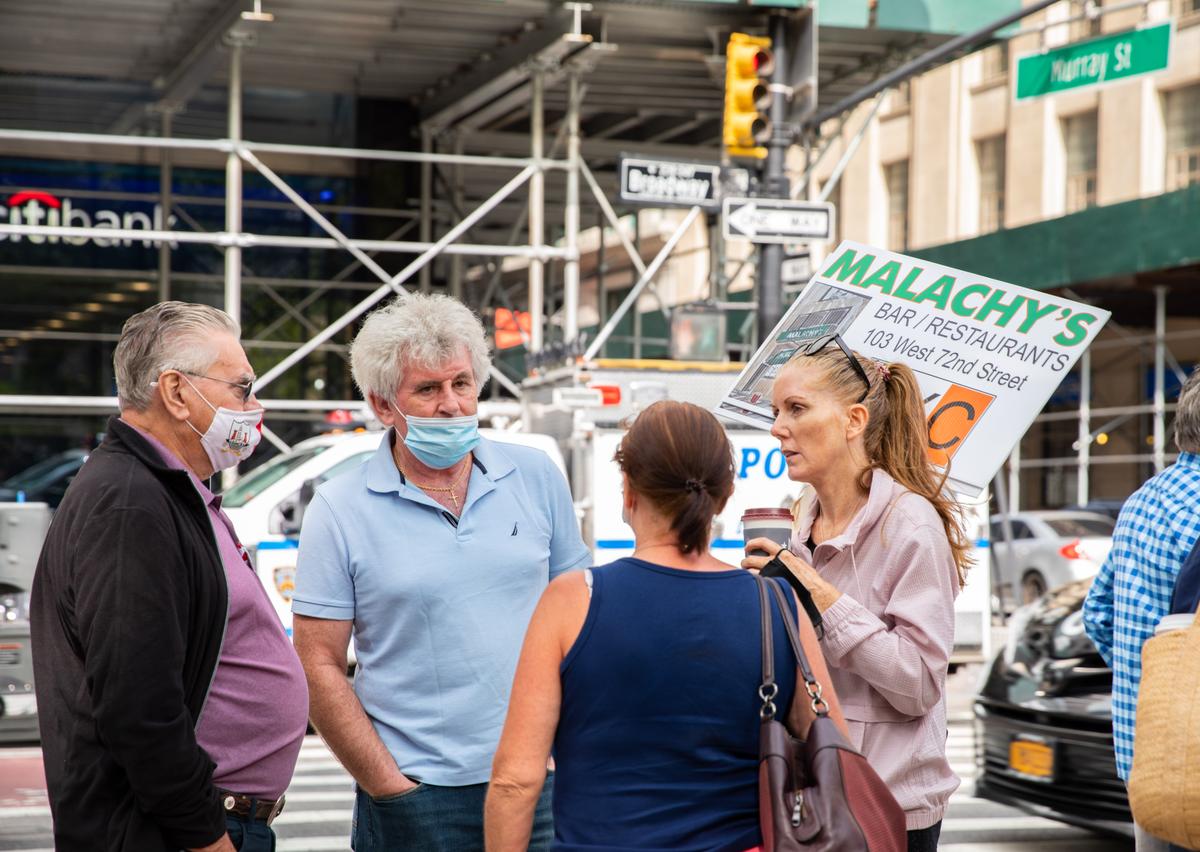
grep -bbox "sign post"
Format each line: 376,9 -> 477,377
1015,21 -> 1172,101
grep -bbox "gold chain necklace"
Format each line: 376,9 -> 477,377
397,459 -> 471,513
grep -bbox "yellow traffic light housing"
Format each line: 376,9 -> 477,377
724,32 -> 774,160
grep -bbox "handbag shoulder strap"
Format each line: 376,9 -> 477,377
754,574 -> 781,721
767,577 -> 832,719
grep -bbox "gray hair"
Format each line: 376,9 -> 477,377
114,301 -> 241,411
1175,367 -> 1200,453
350,293 -> 491,402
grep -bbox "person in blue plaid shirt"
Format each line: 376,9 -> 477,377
1083,368 -> 1200,852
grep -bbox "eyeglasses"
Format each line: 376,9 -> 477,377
180,371 -> 256,403
799,334 -> 871,403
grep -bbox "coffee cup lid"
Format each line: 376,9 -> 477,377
1155,613 -> 1195,635
741,508 -> 794,521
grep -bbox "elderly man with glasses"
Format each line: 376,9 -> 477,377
292,292 -> 590,852
30,301 -> 308,852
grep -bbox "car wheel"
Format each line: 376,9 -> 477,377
1021,571 -> 1047,604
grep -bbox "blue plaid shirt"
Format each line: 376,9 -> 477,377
1082,452 -> 1200,780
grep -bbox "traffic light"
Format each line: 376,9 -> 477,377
724,32 -> 774,160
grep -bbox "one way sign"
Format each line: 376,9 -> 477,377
722,198 -> 835,245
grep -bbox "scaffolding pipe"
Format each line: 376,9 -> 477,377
1077,347 -> 1091,506
158,110 -> 173,301
0,224 -> 571,257
563,71 -> 582,343
529,71 -> 546,355
253,165 -> 536,394
584,205 -> 701,361
1154,285 -> 1167,472
224,41 -> 243,325
420,128 -> 433,292
451,134 -> 465,302
0,128 -> 549,168
579,160 -> 670,321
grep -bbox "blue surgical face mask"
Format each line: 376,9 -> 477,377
392,403 -> 481,470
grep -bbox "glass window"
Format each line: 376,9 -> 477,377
319,451 -> 373,483
2,449 -> 87,491
221,445 -> 328,507
1064,112 -> 1098,212
1165,85 -> 1200,191
885,160 -> 909,251
1045,516 -> 1115,537
977,136 -> 1006,234
980,43 -> 1009,83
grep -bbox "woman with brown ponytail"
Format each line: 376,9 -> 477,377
741,334 -> 971,852
485,400 -> 845,852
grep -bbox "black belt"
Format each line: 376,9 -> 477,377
218,789 -> 286,825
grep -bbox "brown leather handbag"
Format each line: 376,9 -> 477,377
754,575 -> 907,852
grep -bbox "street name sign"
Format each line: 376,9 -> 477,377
722,198 -> 834,244
618,156 -> 722,209
1015,21 -> 1172,101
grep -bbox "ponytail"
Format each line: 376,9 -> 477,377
868,362 -> 973,588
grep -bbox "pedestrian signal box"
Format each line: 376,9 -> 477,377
724,32 -> 773,160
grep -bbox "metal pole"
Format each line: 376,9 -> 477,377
992,472 -> 1020,612
158,110 -> 173,302
451,133 -> 464,302
596,208 -> 607,334
757,14 -> 790,341
564,72 -> 582,343
633,211 -> 642,359
1077,347 -> 1091,506
420,128 -> 433,292
806,0 -> 1061,129
529,71 -> 546,355
1154,285 -> 1168,472
253,165 -> 536,393
1008,441 -> 1021,513
813,90 -> 889,204
584,205 -> 701,361
224,41 -> 243,324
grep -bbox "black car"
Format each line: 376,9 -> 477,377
0,449 -> 89,508
973,577 -> 1133,838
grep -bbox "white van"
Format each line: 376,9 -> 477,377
222,428 -> 567,639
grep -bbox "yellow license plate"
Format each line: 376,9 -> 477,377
1009,738 -> 1054,779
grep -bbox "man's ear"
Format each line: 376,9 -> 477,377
157,372 -> 191,422
367,392 -> 397,427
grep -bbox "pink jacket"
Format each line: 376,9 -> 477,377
789,468 -> 960,831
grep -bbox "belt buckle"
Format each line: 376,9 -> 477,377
266,794 -> 286,826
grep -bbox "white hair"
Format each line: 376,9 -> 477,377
350,293 -> 491,402
114,301 -> 241,411
1175,367 -> 1200,453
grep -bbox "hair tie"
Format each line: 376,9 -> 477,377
685,479 -> 704,494
876,363 -> 892,382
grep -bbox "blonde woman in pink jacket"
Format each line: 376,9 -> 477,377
742,333 -> 971,852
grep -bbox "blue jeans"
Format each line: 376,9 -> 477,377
225,814 -> 277,852
352,775 -> 553,852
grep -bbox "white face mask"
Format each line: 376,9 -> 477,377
183,376 -> 264,471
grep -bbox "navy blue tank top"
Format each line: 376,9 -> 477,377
552,558 -> 798,852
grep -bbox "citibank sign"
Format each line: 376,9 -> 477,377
0,190 -> 177,247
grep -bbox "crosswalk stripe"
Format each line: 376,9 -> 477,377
277,837 -> 354,851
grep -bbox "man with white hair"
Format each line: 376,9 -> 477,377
31,301 -> 308,852
293,292 -> 589,851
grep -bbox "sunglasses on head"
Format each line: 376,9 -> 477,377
799,334 -> 871,403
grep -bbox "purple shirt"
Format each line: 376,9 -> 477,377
131,424 -> 309,799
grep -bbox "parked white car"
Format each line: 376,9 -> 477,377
990,510 -> 1115,607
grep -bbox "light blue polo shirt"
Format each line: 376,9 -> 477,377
292,430 -> 590,786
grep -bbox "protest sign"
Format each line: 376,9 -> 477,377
715,240 -> 1111,496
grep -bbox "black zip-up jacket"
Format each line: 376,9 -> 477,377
30,417 -> 230,851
